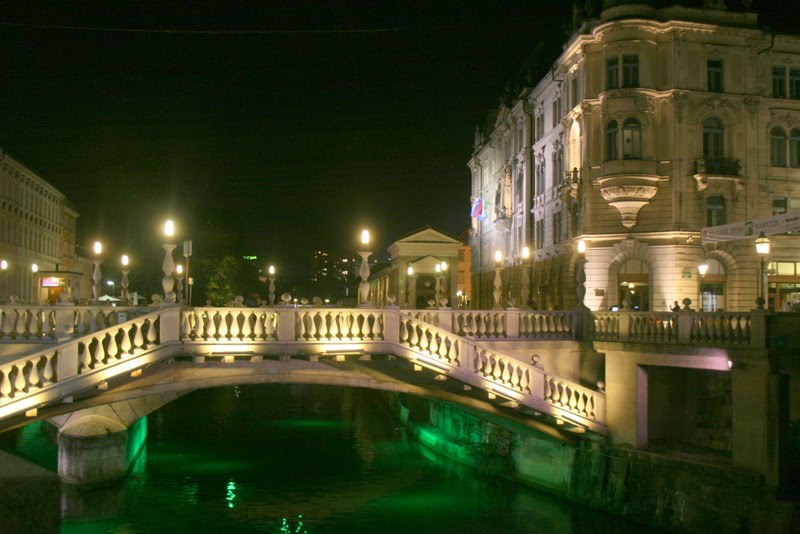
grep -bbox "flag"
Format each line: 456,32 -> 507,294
470,198 -> 485,220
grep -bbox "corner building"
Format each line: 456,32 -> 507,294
469,1 -> 800,312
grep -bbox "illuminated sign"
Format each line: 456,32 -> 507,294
242,256 -> 258,260
41,277 -> 63,288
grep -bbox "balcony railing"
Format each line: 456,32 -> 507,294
694,157 -> 741,176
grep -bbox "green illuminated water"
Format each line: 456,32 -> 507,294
1,385 -> 653,533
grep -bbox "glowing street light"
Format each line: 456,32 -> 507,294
520,246 -> 531,310
1,259 -> 7,302
755,233 -> 770,309
405,265 -> 415,308
92,241 -> 103,303
493,251 -> 504,310
162,220 -> 177,303
31,263 -> 39,304
121,254 -> 130,305
357,229 -> 372,307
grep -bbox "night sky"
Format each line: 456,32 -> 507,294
0,1 -> 794,276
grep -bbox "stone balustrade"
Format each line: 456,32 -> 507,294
0,305 -> 153,342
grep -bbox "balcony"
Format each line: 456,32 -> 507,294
694,157 -> 744,197
593,160 -> 664,229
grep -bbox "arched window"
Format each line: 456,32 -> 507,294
702,117 -> 724,160
790,129 -> 800,168
605,120 -> 619,161
771,126 -> 787,167
622,118 -> 642,159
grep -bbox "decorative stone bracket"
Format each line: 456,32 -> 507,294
596,175 -> 661,228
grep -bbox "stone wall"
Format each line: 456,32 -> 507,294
0,449 -> 60,532
385,392 -> 798,534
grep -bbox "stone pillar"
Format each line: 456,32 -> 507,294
58,416 -> 147,486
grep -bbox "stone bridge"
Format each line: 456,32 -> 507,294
0,303 -> 779,487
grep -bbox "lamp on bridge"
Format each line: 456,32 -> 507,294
405,265 -> 414,309
121,254 -> 130,305
493,250 -> 504,310
183,239 -> 193,307
357,229 -> 372,307
520,246 -> 531,310
440,261 -> 449,308
755,232 -> 770,310
697,262 -> 709,311
268,265 -> 276,307
31,263 -> 39,305
175,264 -> 185,304
1,259 -> 8,302
162,220 -> 177,304
575,239 -> 588,310
92,241 -> 103,303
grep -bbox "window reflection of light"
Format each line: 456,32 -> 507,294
227,479 -> 236,509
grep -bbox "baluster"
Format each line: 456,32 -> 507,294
133,322 -> 145,349
349,314 -> 360,339
193,312 -> 205,340
439,337 -> 449,360
0,367 -> 11,397
27,358 -> 41,390
217,311 -> 229,339
146,319 -> 158,346
372,314 -> 382,339
120,324 -> 133,354
14,363 -> 27,393
207,312 -> 218,340
408,322 -> 419,348
501,361 -> 511,384
521,369 -> 531,394
43,354 -> 55,384
93,336 -> 107,366
79,343 -> 91,370
492,358 -> 503,381
481,353 -> 493,377
307,312 -> 318,340
15,310 -> 27,338
399,319 -> 408,343
107,331 -> 120,359
559,383 -> 570,406
577,393 -> 586,416
229,311 -> 241,340
510,367 -> 521,390
428,332 -> 439,356
181,313 -> 191,339
419,327 -> 430,352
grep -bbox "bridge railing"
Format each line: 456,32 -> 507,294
405,309 -> 576,339
398,314 -> 606,433
0,304 -> 155,342
0,309 -> 165,419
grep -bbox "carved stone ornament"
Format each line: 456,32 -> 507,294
743,96 -> 760,116
672,91 -> 688,122
702,94 -> 736,113
581,102 -> 592,114
596,175 -> 660,229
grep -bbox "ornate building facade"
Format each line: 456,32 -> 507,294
0,148 -> 87,304
469,1 -> 800,312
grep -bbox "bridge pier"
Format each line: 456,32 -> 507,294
50,392 -> 185,486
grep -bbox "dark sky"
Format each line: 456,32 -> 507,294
0,1 -> 794,275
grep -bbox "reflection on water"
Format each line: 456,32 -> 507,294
1,385 -> 655,533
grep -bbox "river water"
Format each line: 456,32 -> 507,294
1,385 -> 654,533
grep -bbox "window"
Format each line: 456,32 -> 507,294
622,118 -> 642,159
702,117 -> 724,160
622,55 -> 639,88
552,148 -> 563,185
791,129 -> 800,167
552,100 -> 558,128
553,211 -> 562,245
571,77 -> 579,108
535,219 -> 544,249
605,120 -> 619,161
458,250 -> 465,262
773,66 -> 786,98
707,60 -> 723,92
771,126 -> 787,166
773,197 -> 788,215
791,69 -> 800,99
706,195 -> 726,227
606,58 -> 619,90
458,271 -> 465,284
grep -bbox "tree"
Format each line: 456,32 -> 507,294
200,256 -> 240,306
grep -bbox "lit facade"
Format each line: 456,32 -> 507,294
469,1 -> 800,312
0,149 -> 88,304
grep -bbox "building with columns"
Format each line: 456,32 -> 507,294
368,227 -> 465,309
469,0 -> 800,312
0,148 -> 89,304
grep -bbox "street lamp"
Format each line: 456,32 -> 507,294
357,229 -> 372,307
440,261 -> 449,307
697,263 -> 709,311
31,263 -> 39,304
575,239 -> 588,310
493,250 -> 504,310
183,239 -> 193,306
520,246 -> 531,310
162,220 -> 177,303
406,265 -> 414,309
106,279 -> 115,298
1,259 -> 7,302
121,255 -> 130,305
755,233 -> 770,310
175,264 -> 185,304
92,241 -> 103,303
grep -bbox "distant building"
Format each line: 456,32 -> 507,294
310,250 -> 330,283
469,1 -> 800,312
368,227 -> 465,309
0,148 -> 88,304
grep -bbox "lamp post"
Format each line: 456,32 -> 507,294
92,241 -> 103,303
267,265 -> 276,307
440,261 -> 449,308
575,239 -> 588,310
493,250 -> 504,310
755,232 -> 770,310
183,239 -> 193,307
31,263 -> 39,304
357,229 -> 372,307
175,264 -> 185,305
106,280 -> 115,299
697,263 -> 709,311
406,265 -> 414,309
520,246 -> 531,310
1,259 -> 7,302
162,220 -> 177,304
434,263 -> 442,307
121,255 -> 130,305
